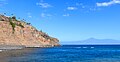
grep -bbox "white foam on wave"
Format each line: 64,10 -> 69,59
82,47 -> 87,48
61,50 -> 67,51
90,47 -> 95,48
75,46 -> 95,49
0,50 -> 2,52
75,47 -> 88,49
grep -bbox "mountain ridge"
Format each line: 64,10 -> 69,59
61,38 -> 120,45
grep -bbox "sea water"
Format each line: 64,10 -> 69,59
3,45 -> 120,62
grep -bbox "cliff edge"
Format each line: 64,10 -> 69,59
0,14 -> 60,47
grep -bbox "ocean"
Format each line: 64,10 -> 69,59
1,45 -> 120,62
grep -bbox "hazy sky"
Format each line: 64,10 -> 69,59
0,0 -> 120,41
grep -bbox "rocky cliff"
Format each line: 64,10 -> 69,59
0,14 -> 60,47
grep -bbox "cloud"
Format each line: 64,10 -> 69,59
67,7 -> 77,10
36,2 -> 52,8
41,13 -> 45,17
27,12 -> 32,18
0,0 -> 6,1
89,7 -> 97,11
63,14 -> 70,17
0,0 -> 7,6
96,0 -> 120,7
28,15 -> 32,18
40,13 -> 52,17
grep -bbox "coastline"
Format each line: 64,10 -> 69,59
0,48 -> 36,62
0,45 -> 25,50
0,45 -> 60,52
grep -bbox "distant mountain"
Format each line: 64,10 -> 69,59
61,38 -> 120,45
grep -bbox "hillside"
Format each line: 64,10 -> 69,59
0,14 -> 60,47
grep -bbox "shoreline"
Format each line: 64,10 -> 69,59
0,45 -> 59,52
0,48 -> 36,62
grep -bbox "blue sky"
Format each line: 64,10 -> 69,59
0,0 -> 120,41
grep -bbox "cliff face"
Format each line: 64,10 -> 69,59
0,14 -> 60,47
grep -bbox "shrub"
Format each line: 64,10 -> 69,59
12,16 -> 16,20
4,13 -> 6,15
9,17 -> 16,33
27,23 -> 31,25
10,21 -> 16,31
18,23 -> 24,28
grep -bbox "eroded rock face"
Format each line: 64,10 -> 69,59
0,14 -> 60,47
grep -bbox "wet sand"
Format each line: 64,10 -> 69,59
0,48 -> 36,62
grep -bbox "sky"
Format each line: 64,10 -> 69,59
0,0 -> 120,42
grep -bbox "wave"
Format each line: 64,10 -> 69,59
75,47 -> 95,49
90,47 -> 95,48
0,50 -> 2,52
83,47 -> 87,48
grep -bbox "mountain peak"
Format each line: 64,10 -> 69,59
87,38 -> 96,40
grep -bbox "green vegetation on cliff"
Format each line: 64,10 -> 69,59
18,23 -> 24,28
9,17 -> 16,33
8,16 -> 24,33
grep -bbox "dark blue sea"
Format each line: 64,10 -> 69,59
3,45 -> 120,62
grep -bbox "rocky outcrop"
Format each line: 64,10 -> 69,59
0,14 -> 60,47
